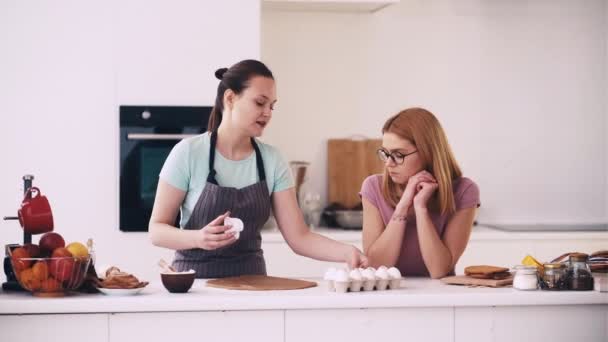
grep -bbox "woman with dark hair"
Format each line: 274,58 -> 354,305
360,108 -> 480,279
149,59 -> 368,278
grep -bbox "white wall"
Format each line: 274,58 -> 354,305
262,0 -> 608,225
0,0 -> 260,283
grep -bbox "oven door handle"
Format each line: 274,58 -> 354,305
126,133 -> 198,141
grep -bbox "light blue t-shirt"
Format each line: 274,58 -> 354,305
159,132 -> 294,227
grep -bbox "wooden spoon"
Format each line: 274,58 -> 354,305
158,259 -> 177,273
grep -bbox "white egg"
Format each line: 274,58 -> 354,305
349,269 -> 363,281
334,269 -> 349,282
387,267 -> 402,279
375,268 -> 390,280
361,268 -> 376,280
225,217 -> 244,232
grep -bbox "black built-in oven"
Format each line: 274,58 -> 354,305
119,105 -> 211,232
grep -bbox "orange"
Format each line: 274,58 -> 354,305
32,261 -> 49,281
11,247 -> 31,272
19,268 -> 41,291
40,277 -> 61,292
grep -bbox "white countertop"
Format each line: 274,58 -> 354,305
262,225 -> 608,243
1,278 -> 605,314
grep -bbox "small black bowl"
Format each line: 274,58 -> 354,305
161,271 -> 196,293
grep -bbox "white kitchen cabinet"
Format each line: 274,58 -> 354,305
285,308 -> 453,341
263,238 -> 362,278
456,306 -> 607,342
455,240 -> 536,274
263,0 -> 398,13
109,311 -> 283,342
262,227 -> 608,278
492,305 -> 606,342
456,230 -> 608,274
1,314 -> 108,342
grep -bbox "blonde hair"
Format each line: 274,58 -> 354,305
381,107 -> 462,215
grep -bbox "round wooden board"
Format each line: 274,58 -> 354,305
206,275 -> 317,291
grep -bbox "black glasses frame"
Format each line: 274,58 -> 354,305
376,148 -> 418,165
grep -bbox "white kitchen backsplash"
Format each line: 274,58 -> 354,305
262,0 -> 608,225
1,0 -> 607,285
0,0 -> 260,284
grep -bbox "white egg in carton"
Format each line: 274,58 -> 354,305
324,266 -> 402,293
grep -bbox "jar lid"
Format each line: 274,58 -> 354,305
568,253 -> 588,262
513,265 -> 537,271
513,265 -> 537,274
543,263 -> 566,269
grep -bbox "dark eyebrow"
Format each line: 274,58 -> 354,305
258,95 -> 277,104
381,148 -> 408,154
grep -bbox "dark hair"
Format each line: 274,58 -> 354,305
208,59 -> 274,131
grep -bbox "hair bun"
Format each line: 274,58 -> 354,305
215,68 -> 228,80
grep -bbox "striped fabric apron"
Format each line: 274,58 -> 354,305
172,131 -> 271,278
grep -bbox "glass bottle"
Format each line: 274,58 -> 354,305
566,253 -> 594,291
541,263 -> 567,290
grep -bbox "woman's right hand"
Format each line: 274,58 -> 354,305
398,170 -> 436,211
195,211 -> 237,250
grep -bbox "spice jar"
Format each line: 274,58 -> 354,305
566,253 -> 594,291
541,263 -> 567,290
513,265 -> 538,290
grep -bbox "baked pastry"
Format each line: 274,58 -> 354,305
465,265 -> 510,279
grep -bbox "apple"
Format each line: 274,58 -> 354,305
49,248 -> 74,283
66,242 -> 89,258
39,232 -> 65,256
10,247 -> 31,272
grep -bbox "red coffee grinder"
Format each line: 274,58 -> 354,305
2,175 -> 54,291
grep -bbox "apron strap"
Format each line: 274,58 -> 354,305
251,139 -> 266,182
207,130 -> 266,184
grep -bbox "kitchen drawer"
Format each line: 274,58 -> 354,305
109,311 -> 283,342
1,314 -> 108,342
285,308 -> 453,342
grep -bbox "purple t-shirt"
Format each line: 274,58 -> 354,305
360,175 -> 480,277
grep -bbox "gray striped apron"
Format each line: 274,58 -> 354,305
172,131 -> 271,278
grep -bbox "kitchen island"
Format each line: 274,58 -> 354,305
1,278 -> 606,342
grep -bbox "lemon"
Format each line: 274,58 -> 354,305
66,242 -> 89,258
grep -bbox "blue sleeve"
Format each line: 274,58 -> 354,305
159,139 -> 190,191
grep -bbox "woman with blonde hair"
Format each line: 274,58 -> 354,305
360,107 -> 479,278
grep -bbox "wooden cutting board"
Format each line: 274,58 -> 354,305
328,138 -> 383,208
441,275 -> 514,288
206,275 -> 317,291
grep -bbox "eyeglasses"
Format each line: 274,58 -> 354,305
376,148 -> 418,165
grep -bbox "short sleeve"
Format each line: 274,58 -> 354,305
271,148 -> 294,193
455,178 -> 480,210
359,175 -> 381,209
159,139 -> 190,191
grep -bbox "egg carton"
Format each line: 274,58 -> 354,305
324,266 -> 402,293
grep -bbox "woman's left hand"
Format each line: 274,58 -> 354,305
413,181 -> 439,210
344,246 -> 369,269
